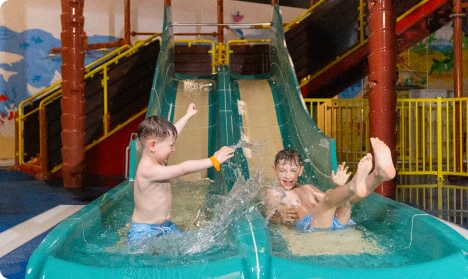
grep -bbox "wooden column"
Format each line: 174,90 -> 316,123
60,0 -> 86,188
452,0 -> 464,171
124,0 -> 131,45
218,0 -> 224,43
367,0 -> 397,199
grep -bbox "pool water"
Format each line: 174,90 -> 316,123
53,177 -> 263,267
48,172 -> 461,271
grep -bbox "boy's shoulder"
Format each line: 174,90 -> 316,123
136,157 -> 165,174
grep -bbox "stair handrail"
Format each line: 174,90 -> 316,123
285,0 -> 431,89
283,0 -> 325,32
16,33 -> 161,171
17,45 -> 132,118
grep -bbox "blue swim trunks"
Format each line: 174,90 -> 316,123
295,213 -> 356,232
127,221 -> 182,244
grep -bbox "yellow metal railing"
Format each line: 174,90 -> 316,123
304,97 -> 468,224
397,184 -> 468,227
283,0 -> 325,32
17,36 -> 269,175
304,97 -> 468,177
16,34 -> 161,174
305,98 -> 370,170
172,39 -> 271,73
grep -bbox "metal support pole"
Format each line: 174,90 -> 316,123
37,107 -> 50,180
452,0 -> 464,172
218,0 -> 224,43
367,0 -> 398,199
60,0 -> 86,188
124,0 -> 131,45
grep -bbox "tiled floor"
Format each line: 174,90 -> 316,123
0,169 -> 117,279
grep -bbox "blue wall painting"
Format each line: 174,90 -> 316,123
0,26 -> 118,126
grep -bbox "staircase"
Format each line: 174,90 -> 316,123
285,0 -> 452,98
16,36 -> 161,179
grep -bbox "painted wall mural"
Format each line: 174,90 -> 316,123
0,25 -> 117,160
397,24 -> 468,95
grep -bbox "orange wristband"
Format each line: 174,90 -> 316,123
210,156 -> 221,171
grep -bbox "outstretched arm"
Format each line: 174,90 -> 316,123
143,146 -> 235,182
174,103 -> 198,135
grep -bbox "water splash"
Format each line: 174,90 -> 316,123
230,137 -> 254,149
117,171 -> 266,257
182,80 -> 213,96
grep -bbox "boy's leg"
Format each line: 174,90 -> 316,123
310,155 -> 373,228
334,200 -> 352,225
349,137 -> 396,203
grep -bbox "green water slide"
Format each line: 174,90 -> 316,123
26,6 -> 268,279
26,4 -> 468,279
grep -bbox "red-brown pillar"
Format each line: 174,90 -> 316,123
124,0 -> 131,45
217,0 -> 224,43
453,0 -> 464,171
367,0 -> 398,199
60,0 -> 86,188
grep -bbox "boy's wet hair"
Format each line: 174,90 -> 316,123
274,149 -> 302,167
137,115 -> 178,142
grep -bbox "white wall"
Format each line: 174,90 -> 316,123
1,0 -> 304,42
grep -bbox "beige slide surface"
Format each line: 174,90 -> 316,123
168,80 -> 212,181
237,80 -> 283,180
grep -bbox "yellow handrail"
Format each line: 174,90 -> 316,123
17,34 -> 161,171
396,0 -> 430,22
283,0 -> 325,32
16,44 -> 132,114
298,41 -> 368,88
85,45 -> 131,71
304,97 -> 468,178
358,0 -> 366,43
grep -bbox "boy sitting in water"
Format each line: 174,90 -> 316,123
264,137 -> 396,232
128,103 -> 235,244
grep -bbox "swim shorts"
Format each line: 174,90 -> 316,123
127,221 -> 182,244
295,213 -> 356,232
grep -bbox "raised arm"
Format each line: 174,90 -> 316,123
143,146 -> 235,182
174,103 -> 198,135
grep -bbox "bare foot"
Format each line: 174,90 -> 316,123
370,137 -> 396,181
349,153 -> 373,198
